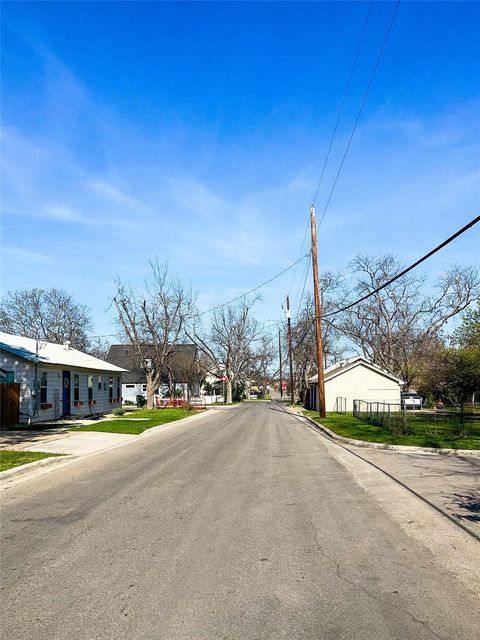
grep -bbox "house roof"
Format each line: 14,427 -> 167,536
106,344 -> 197,384
0,332 -> 127,373
308,356 -> 403,385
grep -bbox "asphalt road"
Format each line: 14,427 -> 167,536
2,402 -> 479,640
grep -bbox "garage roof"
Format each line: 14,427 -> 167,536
308,356 -> 403,385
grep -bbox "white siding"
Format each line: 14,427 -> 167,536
122,383 -> 145,403
309,363 -> 401,412
36,367 -> 62,421
0,350 -> 123,423
67,370 -> 123,418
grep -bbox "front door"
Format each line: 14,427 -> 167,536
62,370 -> 71,415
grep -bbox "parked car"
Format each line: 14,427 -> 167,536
401,392 -> 423,410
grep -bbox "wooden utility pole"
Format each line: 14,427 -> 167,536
310,206 -> 326,417
278,328 -> 283,400
286,295 -> 295,405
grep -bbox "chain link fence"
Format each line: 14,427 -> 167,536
352,399 -> 477,438
353,400 -> 408,435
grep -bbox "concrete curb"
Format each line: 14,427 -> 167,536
0,408 -> 216,486
0,455 -> 74,481
208,404 -> 243,410
294,410 -> 480,457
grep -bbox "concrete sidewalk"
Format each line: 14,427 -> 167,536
0,427 -> 136,456
0,410 -> 215,483
23,430 -> 137,455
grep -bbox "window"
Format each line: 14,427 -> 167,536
125,384 -> 135,389
74,374 -> 80,402
117,377 -> 121,400
142,384 -> 147,392
40,371 -> 48,404
109,376 -> 113,400
88,375 -> 93,401
2,371 -> 14,383
98,375 -> 102,391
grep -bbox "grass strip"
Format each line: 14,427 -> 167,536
302,410 -> 480,450
0,450 -> 64,472
71,408 -> 197,435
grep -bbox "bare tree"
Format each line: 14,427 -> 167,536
337,255 -> 480,388
192,297 -> 263,403
0,287 -> 93,351
87,336 -> 111,360
291,272 -> 348,400
113,261 -> 197,409
165,346 -> 202,402
247,334 -> 276,396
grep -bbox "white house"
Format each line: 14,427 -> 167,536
307,356 -> 403,412
0,332 -> 127,423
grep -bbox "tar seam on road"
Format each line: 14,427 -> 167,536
273,403 -> 480,544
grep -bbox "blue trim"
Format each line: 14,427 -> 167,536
0,342 -> 42,363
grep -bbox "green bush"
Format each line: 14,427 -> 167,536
113,407 -> 125,416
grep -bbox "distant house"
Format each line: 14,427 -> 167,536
307,356 -> 403,412
0,332 -> 127,423
106,344 -> 199,403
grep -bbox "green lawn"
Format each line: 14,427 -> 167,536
0,450 -> 63,472
302,410 -> 480,450
70,407 -> 198,435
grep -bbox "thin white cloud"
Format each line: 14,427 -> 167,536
167,176 -> 225,220
44,205 -> 90,224
86,178 -> 150,211
3,246 -> 52,263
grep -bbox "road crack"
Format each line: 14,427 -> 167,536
312,533 -> 443,640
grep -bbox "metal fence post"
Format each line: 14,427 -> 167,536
402,404 -> 408,435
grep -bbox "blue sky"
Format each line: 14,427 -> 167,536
2,1 -> 479,339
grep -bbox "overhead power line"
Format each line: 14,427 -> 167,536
287,2 -> 373,315
312,0 -> 374,207
295,251 -> 312,318
288,2 -> 373,312
288,217 -> 310,299
87,254 -> 310,337
292,213 -> 479,353
324,214 -> 480,318
199,252 -> 311,316
317,0 -> 401,230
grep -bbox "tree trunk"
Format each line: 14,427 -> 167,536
459,403 -> 466,438
146,376 -> 158,410
226,379 -> 233,404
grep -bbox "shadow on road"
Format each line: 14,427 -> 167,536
449,492 -> 480,523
